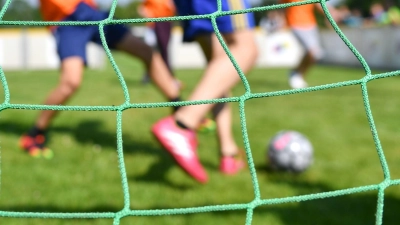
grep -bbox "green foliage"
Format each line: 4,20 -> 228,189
337,0 -> 400,17
0,0 -> 41,22
114,1 -> 143,20
345,0 -> 375,16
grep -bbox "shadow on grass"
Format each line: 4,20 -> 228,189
0,190 -> 399,225
248,164 -> 400,224
254,189 -> 400,225
207,174 -> 400,225
0,119 -> 159,155
249,165 -> 400,224
209,192 -> 400,225
1,119 -> 399,224
0,119 -> 206,190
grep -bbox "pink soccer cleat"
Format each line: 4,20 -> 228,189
220,151 -> 246,175
152,116 -> 208,183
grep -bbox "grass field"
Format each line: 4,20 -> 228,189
0,52 -> 400,225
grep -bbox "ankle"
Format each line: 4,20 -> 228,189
28,126 -> 46,136
221,149 -> 242,158
174,114 -> 196,130
176,119 -> 190,130
169,96 -> 182,113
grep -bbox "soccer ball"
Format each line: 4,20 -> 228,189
267,131 -> 313,173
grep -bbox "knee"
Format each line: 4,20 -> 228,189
59,79 -> 81,96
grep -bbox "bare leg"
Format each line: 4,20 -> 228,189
199,35 -> 240,157
174,29 -> 258,129
212,99 -> 239,157
35,57 -> 84,130
154,21 -> 173,74
115,33 -> 179,100
20,58 -> 81,158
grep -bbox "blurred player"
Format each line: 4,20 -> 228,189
152,0 -> 258,183
282,0 -> 343,89
19,0 -> 180,158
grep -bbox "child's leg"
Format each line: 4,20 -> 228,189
115,33 -> 180,101
208,33 -> 245,173
295,51 -> 315,77
154,21 -> 173,74
291,26 -> 323,77
199,35 -> 240,157
36,57 -> 84,130
151,29 -> 256,183
213,99 -> 246,174
152,0 -> 256,182
174,29 -> 258,129
212,100 -> 239,157
20,56 -> 84,158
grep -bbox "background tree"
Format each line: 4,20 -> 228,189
1,0 -> 41,22
114,1 -> 142,20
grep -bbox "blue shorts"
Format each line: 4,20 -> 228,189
174,0 -> 255,42
54,2 -> 129,64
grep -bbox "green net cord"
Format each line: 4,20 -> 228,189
0,0 -> 399,224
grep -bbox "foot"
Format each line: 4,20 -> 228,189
19,133 -> 53,159
152,116 -> 208,183
220,150 -> 246,175
289,72 -> 308,89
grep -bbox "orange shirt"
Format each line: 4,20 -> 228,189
281,0 -> 317,28
139,0 -> 175,18
39,0 -> 97,22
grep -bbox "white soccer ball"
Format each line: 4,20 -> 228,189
267,130 -> 313,173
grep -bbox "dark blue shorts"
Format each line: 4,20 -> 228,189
174,0 -> 255,42
54,2 -> 129,64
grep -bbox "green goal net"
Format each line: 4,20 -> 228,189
0,0 -> 399,224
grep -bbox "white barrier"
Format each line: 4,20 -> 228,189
0,28 -> 105,71
0,26 -> 398,71
0,27 -> 303,71
134,26 -> 305,69
166,27 -> 305,69
319,27 -> 400,70
254,28 -> 303,68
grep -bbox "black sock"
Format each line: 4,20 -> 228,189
28,126 -> 45,137
169,97 -> 181,112
176,120 -> 189,130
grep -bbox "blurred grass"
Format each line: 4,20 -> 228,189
0,52 -> 399,225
